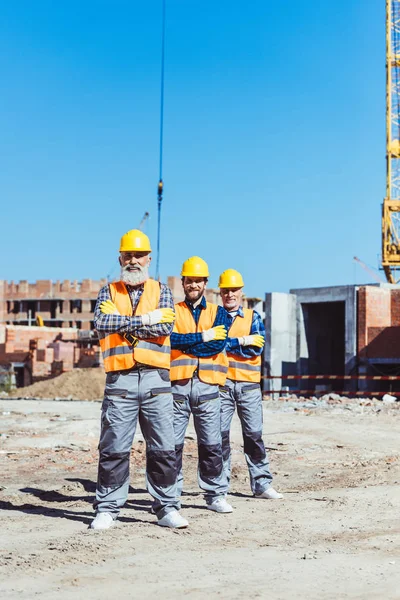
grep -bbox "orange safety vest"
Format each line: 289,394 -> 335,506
227,308 -> 262,383
99,279 -> 171,373
170,301 -> 228,385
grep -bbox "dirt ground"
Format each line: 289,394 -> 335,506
7,368 -> 106,401
1,395 -> 399,600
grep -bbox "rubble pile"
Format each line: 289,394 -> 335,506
263,392 -> 400,414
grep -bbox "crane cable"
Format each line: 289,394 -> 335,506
156,0 -> 166,281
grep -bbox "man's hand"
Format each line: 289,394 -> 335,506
141,308 -> 175,326
100,300 -> 120,315
239,334 -> 265,348
202,325 -> 227,343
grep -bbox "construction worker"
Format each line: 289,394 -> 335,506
219,269 -> 283,500
90,229 -> 188,530
170,257 -> 233,513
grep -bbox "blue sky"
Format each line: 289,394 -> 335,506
0,0 -> 385,296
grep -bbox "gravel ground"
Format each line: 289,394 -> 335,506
0,396 -> 399,599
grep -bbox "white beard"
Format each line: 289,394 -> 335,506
120,264 -> 149,286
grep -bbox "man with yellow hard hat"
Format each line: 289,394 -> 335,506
91,229 -> 188,530
170,256 -> 233,513
219,269 -> 282,500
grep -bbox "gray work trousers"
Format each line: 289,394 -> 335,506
94,367 -> 179,519
220,379 -> 273,495
172,374 -> 227,504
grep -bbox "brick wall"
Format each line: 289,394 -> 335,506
358,286 -> 400,361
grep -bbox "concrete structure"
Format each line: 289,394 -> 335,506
264,284 -> 400,396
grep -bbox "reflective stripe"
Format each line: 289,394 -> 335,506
201,364 -> 228,373
171,358 -> 198,367
137,341 -> 170,354
228,361 -> 260,372
103,340 -> 170,359
103,346 -> 133,359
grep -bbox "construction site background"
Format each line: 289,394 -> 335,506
2,276 -> 400,394
0,276 -> 261,389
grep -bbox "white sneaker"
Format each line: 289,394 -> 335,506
157,509 -> 188,529
90,512 -> 115,530
207,498 -> 233,513
255,487 -> 283,499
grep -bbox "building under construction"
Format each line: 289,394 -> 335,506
264,283 -> 400,397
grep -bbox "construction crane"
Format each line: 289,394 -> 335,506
382,0 -> 400,282
138,211 -> 149,231
354,256 -> 385,284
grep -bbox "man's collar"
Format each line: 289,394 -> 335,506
126,282 -> 144,291
185,295 -> 207,310
227,305 -> 244,318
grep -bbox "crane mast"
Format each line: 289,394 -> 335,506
383,0 -> 400,282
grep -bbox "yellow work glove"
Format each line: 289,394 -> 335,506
239,334 -> 265,348
202,325 -> 227,343
141,308 -> 175,326
100,300 -> 120,315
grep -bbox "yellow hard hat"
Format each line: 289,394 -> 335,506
181,256 -> 209,278
119,229 -> 151,252
218,269 -> 245,288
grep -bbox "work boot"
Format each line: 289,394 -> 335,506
157,509 -> 188,529
90,512 -> 115,530
255,487 -> 283,499
207,497 -> 233,513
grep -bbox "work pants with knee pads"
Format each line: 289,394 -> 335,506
172,374 -> 227,504
220,379 -> 273,495
94,367 -> 179,519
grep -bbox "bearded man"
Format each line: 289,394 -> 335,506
90,229 -> 188,530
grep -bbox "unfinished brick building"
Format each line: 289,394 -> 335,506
265,284 -> 400,396
0,278 -> 107,330
0,279 -> 106,388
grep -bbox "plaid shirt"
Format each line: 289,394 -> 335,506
94,280 -> 174,339
225,307 -> 265,358
170,296 -> 229,358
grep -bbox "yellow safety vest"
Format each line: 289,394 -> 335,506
99,279 -> 170,373
170,301 -> 228,385
227,308 -> 262,383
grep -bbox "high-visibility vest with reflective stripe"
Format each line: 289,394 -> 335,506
227,308 -> 262,382
98,279 -> 170,373
170,301 -> 228,385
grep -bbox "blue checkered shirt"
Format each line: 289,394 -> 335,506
94,280 -> 174,339
170,296 -> 229,358
225,307 -> 265,357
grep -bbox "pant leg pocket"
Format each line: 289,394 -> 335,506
242,383 -> 260,392
172,393 -> 186,404
151,386 -> 172,397
101,397 -> 116,426
102,388 -> 129,424
157,368 -> 170,383
198,391 -> 219,403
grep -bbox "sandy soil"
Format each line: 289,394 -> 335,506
0,396 -> 399,599
7,368 -> 106,401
